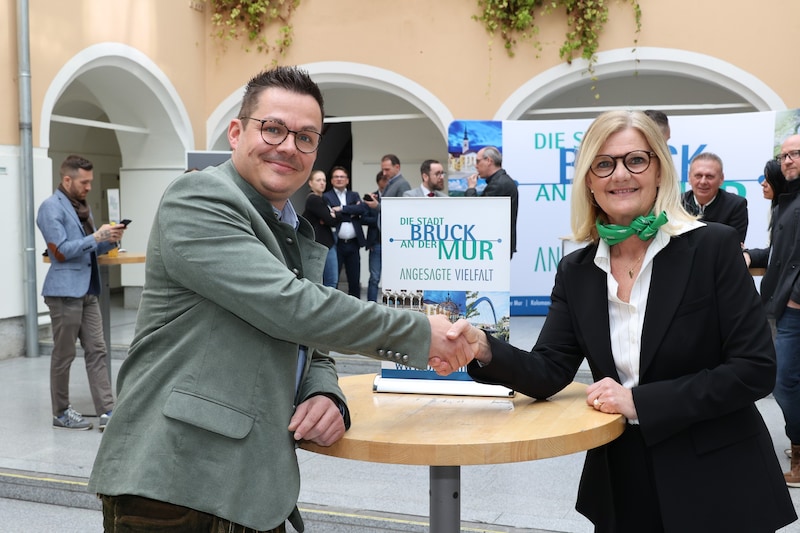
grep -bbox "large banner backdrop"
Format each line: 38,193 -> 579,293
448,109 -> 800,315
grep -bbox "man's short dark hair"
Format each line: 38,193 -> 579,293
644,110 -> 669,129
330,165 -> 349,178
60,155 -> 93,178
420,159 -> 440,176
381,154 -> 401,167
237,66 -> 324,122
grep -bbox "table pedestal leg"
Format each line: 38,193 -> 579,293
99,264 -> 112,385
430,465 -> 460,532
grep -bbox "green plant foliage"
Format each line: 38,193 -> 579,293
475,0 -> 641,69
209,0 -> 299,60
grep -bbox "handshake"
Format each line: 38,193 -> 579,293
425,315 -> 492,375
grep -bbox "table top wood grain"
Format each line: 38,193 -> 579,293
43,251 -> 145,265
300,374 -> 625,466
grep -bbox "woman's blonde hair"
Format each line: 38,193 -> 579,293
570,110 -> 695,242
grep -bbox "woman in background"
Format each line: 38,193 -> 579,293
761,159 -> 788,232
303,169 -> 339,287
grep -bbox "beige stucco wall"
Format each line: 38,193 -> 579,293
4,0 -> 796,151
25,0 -> 208,149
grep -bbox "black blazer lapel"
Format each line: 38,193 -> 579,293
566,247 -> 619,380
640,235 -> 695,379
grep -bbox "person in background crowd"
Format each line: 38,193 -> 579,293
438,110 -> 796,532
303,169 -> 338,287
681,152 -> 748,245
324,166 -> 367,298
466,146 -> 519,258
404,159 -> 447,197
380,154 -> 411,198
644,109 -> 670,141
761,159 -> 788,211
37,154 -> 125,432
745,135 -> 800,487
362,171 -> 388,302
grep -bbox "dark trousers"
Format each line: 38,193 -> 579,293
336,238 -> 362,298
101,494 -> 285,533
45,295 -> 114,416
775,307 -> 800,443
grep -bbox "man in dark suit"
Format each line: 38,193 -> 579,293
324,166 -> 367,298
681,152 -> 748,244
466,146 -> 519,258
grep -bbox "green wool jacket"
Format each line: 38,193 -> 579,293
88,160 -> 431,531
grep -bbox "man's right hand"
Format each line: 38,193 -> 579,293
467,174 -> 478,189
94,223 -> 125,243
363,195 -> 379,209
426,315 -> 475,375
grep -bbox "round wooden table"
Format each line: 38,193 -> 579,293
300,373 -> 625,532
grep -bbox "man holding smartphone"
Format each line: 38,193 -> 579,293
37,154 -> 125,431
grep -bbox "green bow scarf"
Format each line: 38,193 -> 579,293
596,211 -> 668,246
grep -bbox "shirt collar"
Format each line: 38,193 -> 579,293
272,201 -> 299,230
692,192 -> 718,209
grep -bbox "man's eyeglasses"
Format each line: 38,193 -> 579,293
776,150 -> 800,163
239,117 -> 322,154
590,150 -> 657,178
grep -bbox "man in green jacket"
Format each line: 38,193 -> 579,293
89,66 -> 471,533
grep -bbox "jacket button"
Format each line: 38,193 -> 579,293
286,237 -> 294,245
401,355 -> 409,363
386,350 -> 394,358
291,268 -> 300,277
378,349 -> 385,356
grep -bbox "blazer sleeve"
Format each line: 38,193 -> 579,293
339,192 -> 367,216
730,195 -> 749,244
304,194 -> 337,227
467,252 -> 588,398
747,246 -> 769,268
36,199 -> 101,262
155,171 -> 433,368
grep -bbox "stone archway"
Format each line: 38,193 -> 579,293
495,47 -> 786,120
40,43 -> 194,296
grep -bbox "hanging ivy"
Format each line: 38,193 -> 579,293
475,0 -> 642,69
209,0 -> 300,60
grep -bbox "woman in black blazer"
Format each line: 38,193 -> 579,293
440,111 -> 796,532
302,169 -> 339,287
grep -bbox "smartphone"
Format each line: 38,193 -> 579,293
362,194 -> 373,201
120,219 -> 132,227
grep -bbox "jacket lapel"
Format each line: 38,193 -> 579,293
56,190 -> 87,235
566,247 -> 619,380
639,235 -> 694,379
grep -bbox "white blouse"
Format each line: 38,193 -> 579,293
592,221 -> 703,422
